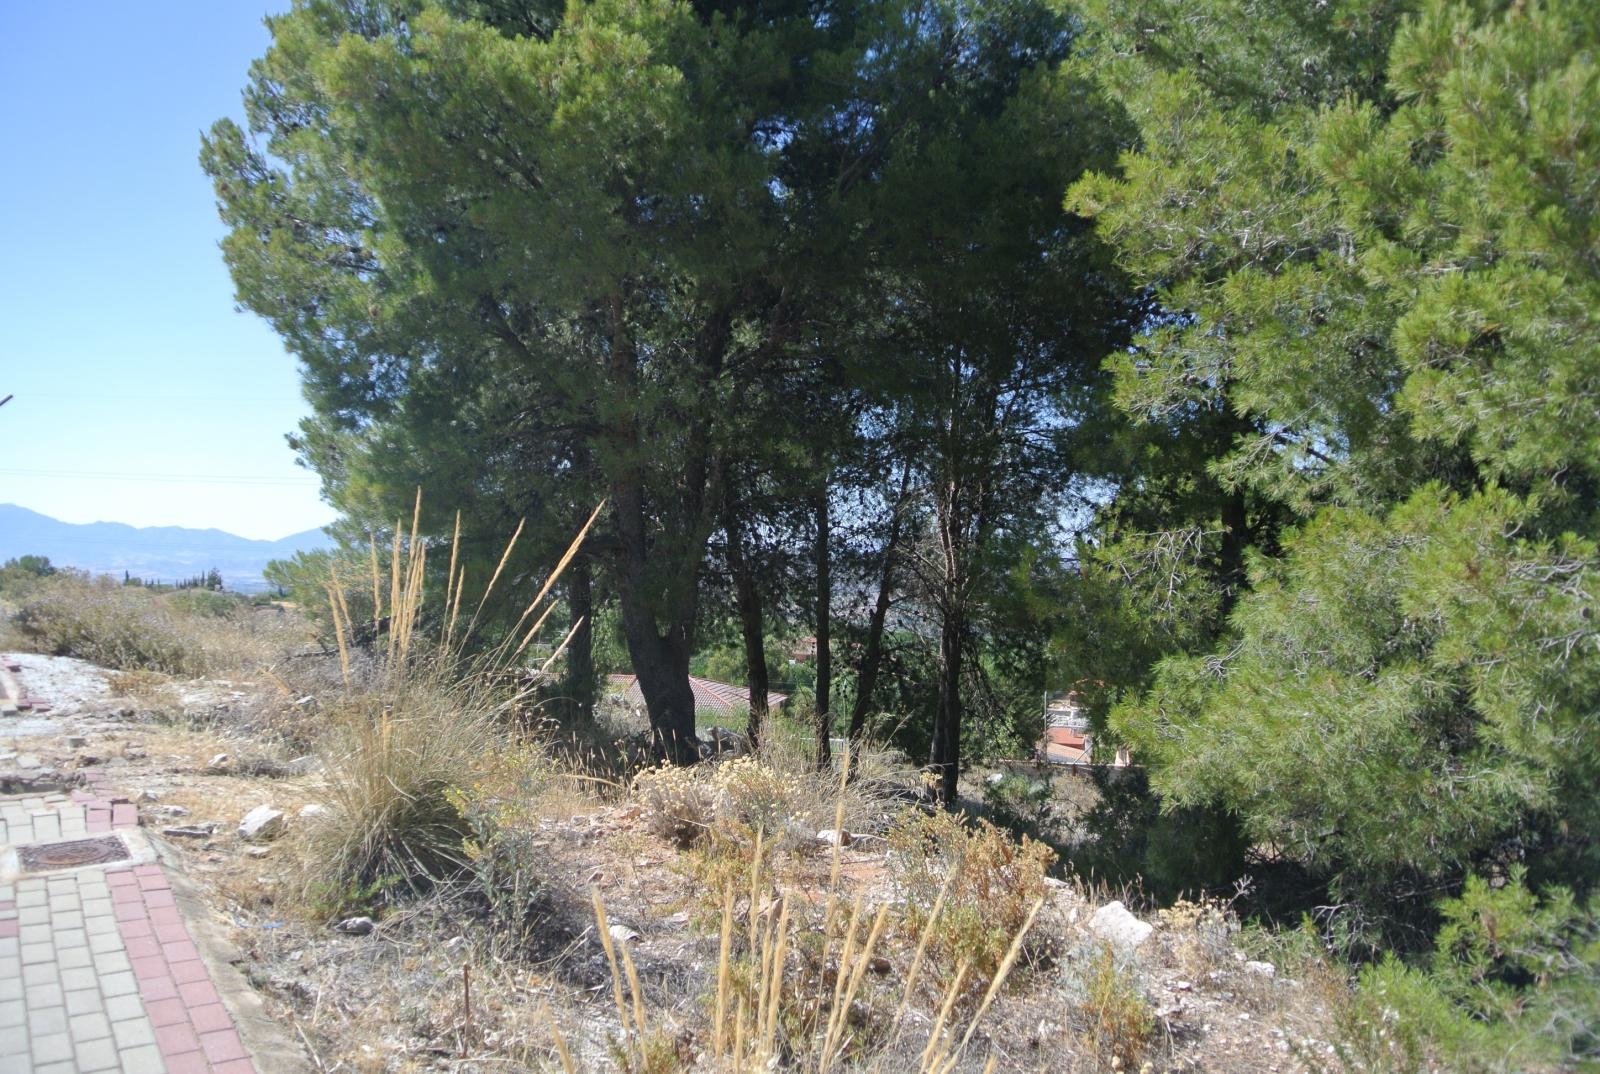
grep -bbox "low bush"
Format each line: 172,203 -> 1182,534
16,574 -> 209,674
981,771 -> 1057,844
12,572 -> 305,675
634,754 -> 875,856
1155,897 -> 1238,980
1068,941 -> 1155,1072
886,809 -> 1057,982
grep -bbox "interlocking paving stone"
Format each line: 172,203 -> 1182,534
2,660 -> 265,1072
4,836 -> 262,1073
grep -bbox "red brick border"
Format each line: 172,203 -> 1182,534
107,865 -> 258,1074
70,776 -> 134,833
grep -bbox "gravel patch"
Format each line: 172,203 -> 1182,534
3,652 -> 115,715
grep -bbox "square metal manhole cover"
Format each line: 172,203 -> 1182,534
17,835 -> 131,873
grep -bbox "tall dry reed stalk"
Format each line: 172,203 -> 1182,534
598,749 -> 1042,1073
306,493 -> 605,899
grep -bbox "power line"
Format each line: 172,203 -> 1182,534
0,467 -> 318,487
14,394 -> 304,403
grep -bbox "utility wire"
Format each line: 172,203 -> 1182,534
0,467 -> 317,486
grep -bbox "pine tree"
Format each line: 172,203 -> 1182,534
1071,0 -> 1600,914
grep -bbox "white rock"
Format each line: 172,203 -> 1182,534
608,924 -> 641,944
1088,900 -> 1154,952
238,805 -> 287,841
1245,960 -> 1276,978
297,803 -> 328,820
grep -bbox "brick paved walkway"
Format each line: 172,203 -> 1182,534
1,681 -> 262,1072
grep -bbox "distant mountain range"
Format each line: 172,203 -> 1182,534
0,504 -> 335,593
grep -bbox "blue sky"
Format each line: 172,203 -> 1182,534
0,1 -> 338,541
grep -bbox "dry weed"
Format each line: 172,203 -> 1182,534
887,810 -> 1057,984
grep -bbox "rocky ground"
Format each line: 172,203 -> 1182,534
1,652 -> 1351,1073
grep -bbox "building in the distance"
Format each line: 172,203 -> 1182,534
1038,691 -> 1129,768
605,674 -> 788,728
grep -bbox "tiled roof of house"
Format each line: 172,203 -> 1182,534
604,674 -> 788,719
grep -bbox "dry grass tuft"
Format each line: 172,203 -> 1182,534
1067,940 -> 1156,1072
588,758 -> 1047,1072
297,495 -> 602,909
300,678 -> 495,902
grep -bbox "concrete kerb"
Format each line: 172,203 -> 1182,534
0,665 -> 21,717
146,834 -> 312,1074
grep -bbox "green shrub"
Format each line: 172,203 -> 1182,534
1340,870 -> 1599,1073
0,555 -> 56,595
981,772 -> 1056,842
164,588 -> 244,619
1071,765 -> 1249,904
16,575 -> 206,674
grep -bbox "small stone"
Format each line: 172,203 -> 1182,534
334,916 -> 375,936
155,804 -> 190,817
818,828 -> 853,847
77,754 -> 104,766
239,805 -> 287,841
65,735 -> 88,748
297,804 -> 328,820
137,789 -> 162,802
163,826 -> 215,839
1088,901 -> 1154,952
1244,960 -> 1276,978
245,846 -> 271,858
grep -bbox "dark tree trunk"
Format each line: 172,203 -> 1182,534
1218,490 -> 1249,619
814,480 -> 832,771
604,293 -> 706,764
931,606 -> 963,806
622,614 -> 698,763
563,557 -> 595,724
847,565 -> 893,744
848,469 -> 910,744
723,486 -> 769,749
